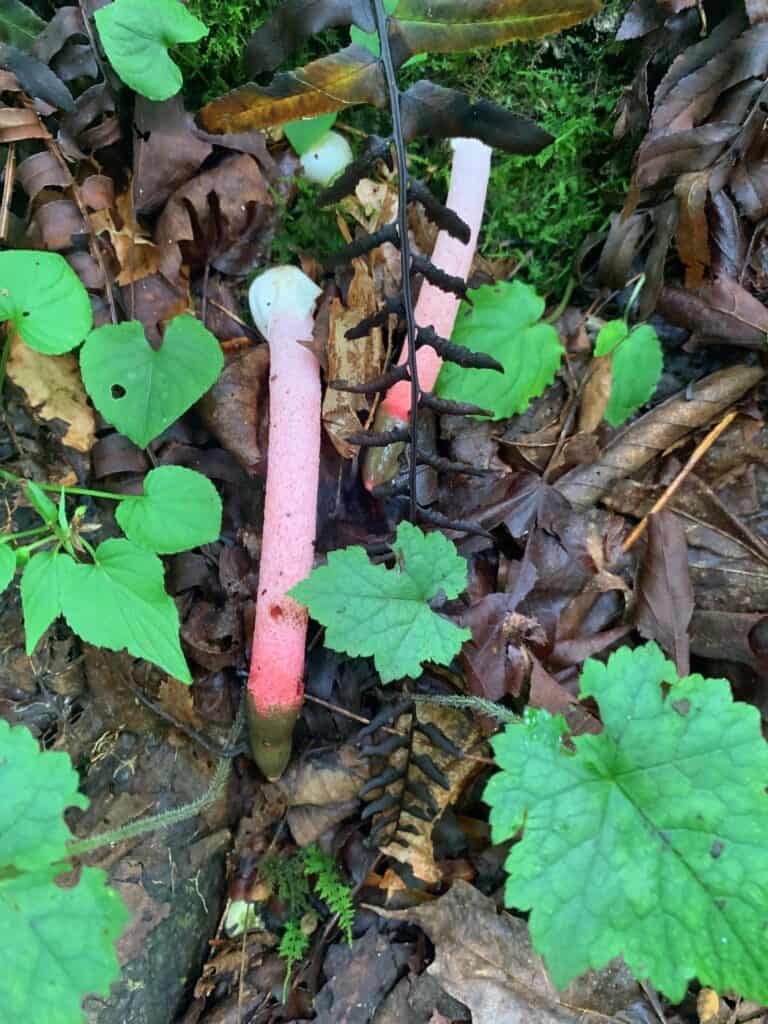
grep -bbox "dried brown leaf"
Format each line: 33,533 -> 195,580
636,510 -> 694,675
674,170 -> 710,289
378,704 -> 486,885
556,366 -> 765,508
323,261 -> 385,459
377,881 -> 641,1022
6,332 -> 95,452
198,44 -> 387,135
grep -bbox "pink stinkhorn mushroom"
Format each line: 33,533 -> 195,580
363,137 -> 493,491
247,266 -> 322,780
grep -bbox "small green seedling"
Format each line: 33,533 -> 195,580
94,0 -> 207,100
435,280 -> 564,420
593,316 -> 663,426
484,643 -> 768,1003
290,522 -> 470,683
1,465 -> 222,682
260,844 -> 355,1000
0,720 -> 129,1023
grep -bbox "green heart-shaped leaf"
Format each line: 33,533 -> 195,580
80,315 -> 223,448
58,538 -> 192,682
0,543 -> 15,595
116,465 -> 222,554
95,0 -> 207,101
20,550 -> 68,654
0,251 -> 92,354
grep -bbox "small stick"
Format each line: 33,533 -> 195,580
0,143 -> 16,240
622,409 -> 739,553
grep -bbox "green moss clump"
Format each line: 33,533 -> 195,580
176,0 -> 277,105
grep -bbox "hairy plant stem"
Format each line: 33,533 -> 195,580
66,698 -> 245,857
372,0 -> 419,522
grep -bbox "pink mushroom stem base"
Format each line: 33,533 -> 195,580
246,311 -> 320,780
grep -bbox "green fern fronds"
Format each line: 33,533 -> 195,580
279,919 -> 310,1001
303,846 -> 355,943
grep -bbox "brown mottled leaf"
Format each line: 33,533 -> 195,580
16,148 -> 71,199
391,0 -> 602,57
400,80 -> 552,154
245,0 -> 375,74
658,277 -> 768,349
198,43 -> 386,135
674,170 -> 709,289
636,510 -> 694,676
133,95 -> 212,215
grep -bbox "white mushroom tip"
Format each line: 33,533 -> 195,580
249,266 -> 322,338
300,130 -> 353,186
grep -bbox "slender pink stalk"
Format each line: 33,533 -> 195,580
247,268 -> 321,779
364,138 -> 492,489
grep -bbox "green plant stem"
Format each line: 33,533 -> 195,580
17,536 -> 57,556
0,469 -> 128,502
545,275 -> 576,324
66,698 -> 245,857
1,525 -> 52,542
0,325 -> 11,395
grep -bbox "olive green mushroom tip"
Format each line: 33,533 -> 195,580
248,265 -> 322,338
245,697 -> 299,781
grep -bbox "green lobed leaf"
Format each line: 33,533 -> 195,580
115,465 -> 222,554
603,323 -> 663,427
435,281 -> 564,420
0,251 -> 92,355
56,538 -> 191,682
290,522 -> 470,683
79,315 -> 223,449
20,550 -> 68,654
284,113 -> 337,154
0,720 -> 128,1023
0,542 -> 15,594
95,0 -> 207,100
0,0 -> 46,50
484,642 -> 768,1003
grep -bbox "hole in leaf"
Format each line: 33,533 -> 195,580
111,384 -> 127,399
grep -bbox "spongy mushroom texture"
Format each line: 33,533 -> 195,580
299,130 -> 354,187
249,265 -> 323,337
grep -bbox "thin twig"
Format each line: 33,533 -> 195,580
622,410 -> 739,552
0,142 -> 16,240
373,0 -> 420,522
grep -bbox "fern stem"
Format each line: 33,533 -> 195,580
372,0 -> 420,522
